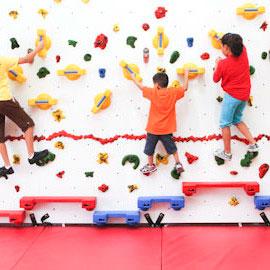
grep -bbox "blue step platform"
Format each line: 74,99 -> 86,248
137,196 -> 185,211
93,211 -> 140,225
254,196 -> 270,210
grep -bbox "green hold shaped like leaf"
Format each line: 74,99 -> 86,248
122,154 -> 140,169
85,171 -> 94,177
171,168 -> 181,180
170,51 -> 180,64
249,65 -> 255,75
10,38 -> 20,49
215,156 -> 225,166
126,36 -> 137,48
68,40 -> 78,47
37,67 -> 50,79
240,151 -> 258,167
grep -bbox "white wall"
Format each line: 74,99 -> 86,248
0,0 -> 269,224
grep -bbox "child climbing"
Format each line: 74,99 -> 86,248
0,41 -> 49,178
213,33 -> 259,162
130,70 -> 189,175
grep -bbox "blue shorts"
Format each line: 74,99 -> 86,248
220,93 -> 246,128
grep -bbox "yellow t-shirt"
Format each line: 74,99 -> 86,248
0,56 -> 19,101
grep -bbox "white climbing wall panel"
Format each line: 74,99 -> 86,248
0,0 -> 269,224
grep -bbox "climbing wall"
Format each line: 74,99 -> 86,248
0,0 -> 269,224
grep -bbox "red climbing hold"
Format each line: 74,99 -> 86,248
142,23 -> 150,31
185,152 -> 198,164
260,21 -> 268,31
94,34 -> 108,49
155,7 -> 167,19
259,164 -> 269,179
56,171 -> 65,179
56,55 -> 61,63
98,184 -> 109,192
200,52 -> 210,60
230,171 -> 238,176
15,185 -> 20,192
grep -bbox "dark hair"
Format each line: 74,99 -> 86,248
152,72 -> 169,88
221,33 -> 243,57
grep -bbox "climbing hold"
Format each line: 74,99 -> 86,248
122,155 -> 140,170
10,38 -> 20,49
142,23 -> 150,31
84,54 -> 92,62
240,151 -> 258,167
81,0 -> 90,3
208,29 -> 223,50
56,55 -> 61,63
113,24 -> 120,32
249,65 -> 255,75
157,67 -> 166,73
128,184 -> 139,193
36,29 -> 51,58
155,153 -> 168,166
52,109 -> 65,122
170,80 -> 181,88
262,52 -> 268,60
248,96 -> 253,107
8,65 -> 26,83
54,141 -> 64,149
259,164 -> 269,179
27,48 -> 33,54
15,185 -> 20,192
177,63 -> 205,79
153,26 -> 169,56
56,171 -> 65,179
98,68 -> 106,78
97,153 -> 108,164
98,184 -> 109,192
185,152 -> 198,164
9,10 -> 18,19
85,171 -> 94,177
171,168 -> 181,180
155,7 -> 167,19
68,40 -> 78,47
13,154 -> 20,165
230,171 -> 238,176
260,21 -> 268,31
28,93 -> 57,110
119,60 -> 142,82
127,36 -> 137,48
186,37 -> 194,47
143,48 -> 149,64
215,156 -> 225,166
94,34 -> 108,49
236,3 -> 265,20
91,89 -> 112,113
229,196 -> 239,206
57,64 -> 86,80
54,0 -> 62,3
216,96 -> 223,103
38,8 -> 48,18
37,67 -> 50,79
200,52 -> 210,60
170,51 -> 180,64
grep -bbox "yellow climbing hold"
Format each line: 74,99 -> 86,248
208,29 -> 223,50
170,80 -> 181,88
113,24 -> 120,32
36,29 -> 51,58
38,9 -> 48,18
92,90 -> 112,114
153,26 -> 169,56
156,153 -> 169,166
236,3 -> 265,20
57,64 -> 86,81
28,94 -> 57,110
13,154 -> 20,165
229,196 -> 239,206
54,141 -> 64,150
119,60 -> 142,82
8,65 -> 26,83
97,153 -> 108,164
9,10 -> 18,19
177,63 -> 205,80
52,109 -> 65,122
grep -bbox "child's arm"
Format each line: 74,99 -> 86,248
130,74 -> 144,91
183,69 -> 189,91
213,57 -> 223,83
18,41 -> 44,65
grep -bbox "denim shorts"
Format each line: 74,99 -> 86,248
144,133 -> 177,156
220,93 -> 246,128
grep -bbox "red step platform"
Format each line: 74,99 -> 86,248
20,196 -> 96,211
0,210 -> 25,224
183,182 -> 259,196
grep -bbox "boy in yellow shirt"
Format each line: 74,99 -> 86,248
0,41 -> 49,178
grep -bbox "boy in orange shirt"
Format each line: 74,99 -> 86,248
131,71 -> 189,175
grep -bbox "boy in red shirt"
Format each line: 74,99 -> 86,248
131,71 -> 189,175
213,33 -> 259,161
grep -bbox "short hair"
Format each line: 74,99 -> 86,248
221,33 -> 243,57
152,72 -> 169,88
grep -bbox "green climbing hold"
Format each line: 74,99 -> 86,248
122,154 -> 140,170
126,36 -> 137,48
85,171 -> 94,177
10,38 -> 20,49
215,156 -> 225,166
37,67 -> 50,79
170,51 -> 180,64
240,151 -> 258,167
216,96 -> 223,103
261,51 -> 268,60
68,40 -> 78,47
249,65 -> 255,75
171,168 -> 181,180
27,48 -> 33,54
84,54 -> 92,62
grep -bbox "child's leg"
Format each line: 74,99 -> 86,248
147,155 -> 154,166
0,143 -> 11,167
172,151 -> 180,163
24,126 -> 34,156
235,122 -> 256,144
0,113 -> 11,167
222,126 -> 232,154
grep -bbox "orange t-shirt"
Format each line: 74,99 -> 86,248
142,86 -> 184,135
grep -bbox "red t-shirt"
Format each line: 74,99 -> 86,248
213,46 -> 251,101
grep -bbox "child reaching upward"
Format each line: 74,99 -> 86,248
0,41 -> 49,178
131,70 -> 189,175
213,33 -> 259,161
